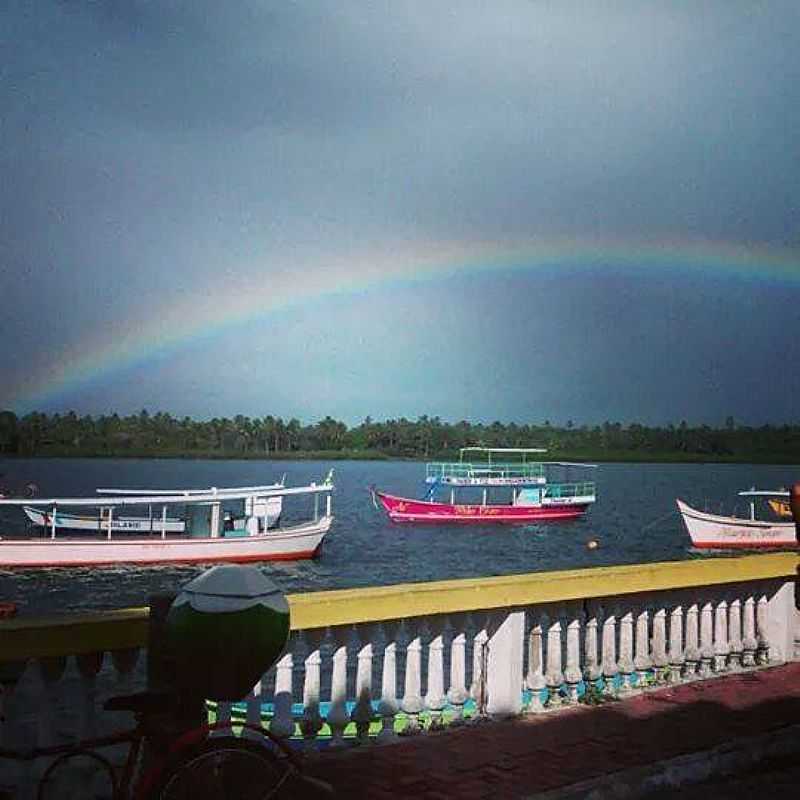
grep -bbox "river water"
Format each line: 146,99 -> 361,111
0,458 -> 796,616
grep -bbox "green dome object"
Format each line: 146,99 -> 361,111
165,565 -> 290,701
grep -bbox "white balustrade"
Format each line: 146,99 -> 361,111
1,556 -> 798,763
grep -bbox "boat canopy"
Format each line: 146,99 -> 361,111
738,490 -> 790,498
0,482 -> 332,509
458,447 -> 547,463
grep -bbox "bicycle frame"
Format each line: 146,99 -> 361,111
0,718 -> 302,800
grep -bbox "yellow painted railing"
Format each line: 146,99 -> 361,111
1,553 -> 797,662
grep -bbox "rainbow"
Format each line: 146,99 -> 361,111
6,236 -> 800,412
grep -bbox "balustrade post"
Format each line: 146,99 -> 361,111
684,603 -> 700,679
728,598 -> 743,671
352,641 -> 375,743
377,637 -> 399,742
742,596 -> 757,667
76,651 -> 104,740
618,611 -> 634,695
651,607 -> 669,684
486,610 -> 524,716
668,605 -> 685,683
469,627 -> 489,717
270,652 -> 295,741
714,600 -> 730,672
328,643 -> 350,747
447,626 -> 468,724
756,594 -> 771,665
699,602 -> 715,677
425,631 -> 446,730
401,635 -> 423,733
583,609 -> 602,697
545,614 -> 564,708
526,620 -> 546,713
634,608 -> 652,689
301,646 -> 324,750
244,679 -> 264,739
564,615 -> 582,704
601,609 -> 618,698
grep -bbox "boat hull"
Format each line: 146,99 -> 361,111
676,499 -> 797,549
0,516 -> 331,568
375,492 -> 588,523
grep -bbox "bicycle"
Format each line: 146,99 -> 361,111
0,689 -> 333,799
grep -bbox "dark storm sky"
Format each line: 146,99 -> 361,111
1,1 -> 799,425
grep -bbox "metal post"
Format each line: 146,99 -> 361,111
790,483 -> 800,545
314,493 -> 319,522
51,503 -> 57,539
107,506 -> 113,539
161,505 -> 167,539
326,493 -> 332,518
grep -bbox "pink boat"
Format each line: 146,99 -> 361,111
373,448 -> 596,525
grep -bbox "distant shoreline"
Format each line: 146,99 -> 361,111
1,449 -> 798,466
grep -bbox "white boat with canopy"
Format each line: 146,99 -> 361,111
0,474 -> 334,568
20,479 -> 288,535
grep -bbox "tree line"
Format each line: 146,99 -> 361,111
0,410 -> 799,462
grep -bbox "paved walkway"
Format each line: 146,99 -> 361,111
305,662 -> 800,799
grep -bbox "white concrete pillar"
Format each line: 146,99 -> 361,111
301,648 -> 324,749
564,615 -> 583,704
714,600 -> 730,672
270,652 -> 295,741
447,631 -> 469,723
526,619 -> 546,713
668,605 -> 685,683
352,642 -> 374,742
634,608 -> 652,688
618,610 -> 635,694
728,598 -> 743,671
426,632 -> 446,729
545,614 -> 564,708
327,645 -> 350,746
743,596 -> 758,667
377,639 -> 399,741
402,636 -> 424,732
700,601 -> 715,677
684,602 -> 701,679
486,610 -> 525,716
601,609 -> 618,697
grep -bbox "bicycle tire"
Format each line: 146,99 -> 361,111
145,737 -> 293,800
37,748 -> 119,800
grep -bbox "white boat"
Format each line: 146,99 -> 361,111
20,481 -> 285,534
0,477 -> 333,568
676,492 -> 797,549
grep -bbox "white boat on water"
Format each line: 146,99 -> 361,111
677,490 -> 797,549
21,480 -> 285,534
0,476 -> 333,568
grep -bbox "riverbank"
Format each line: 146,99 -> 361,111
3,448 -> 799,464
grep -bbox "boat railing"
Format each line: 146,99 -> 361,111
0,481 -> 334,539
426,462 -> 546,482
543,481 -> 596,499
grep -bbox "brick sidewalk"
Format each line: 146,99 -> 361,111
305,662 -> 800,799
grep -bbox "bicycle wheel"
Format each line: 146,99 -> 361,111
147,737 -> 292,800
37,749 -> 119,800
